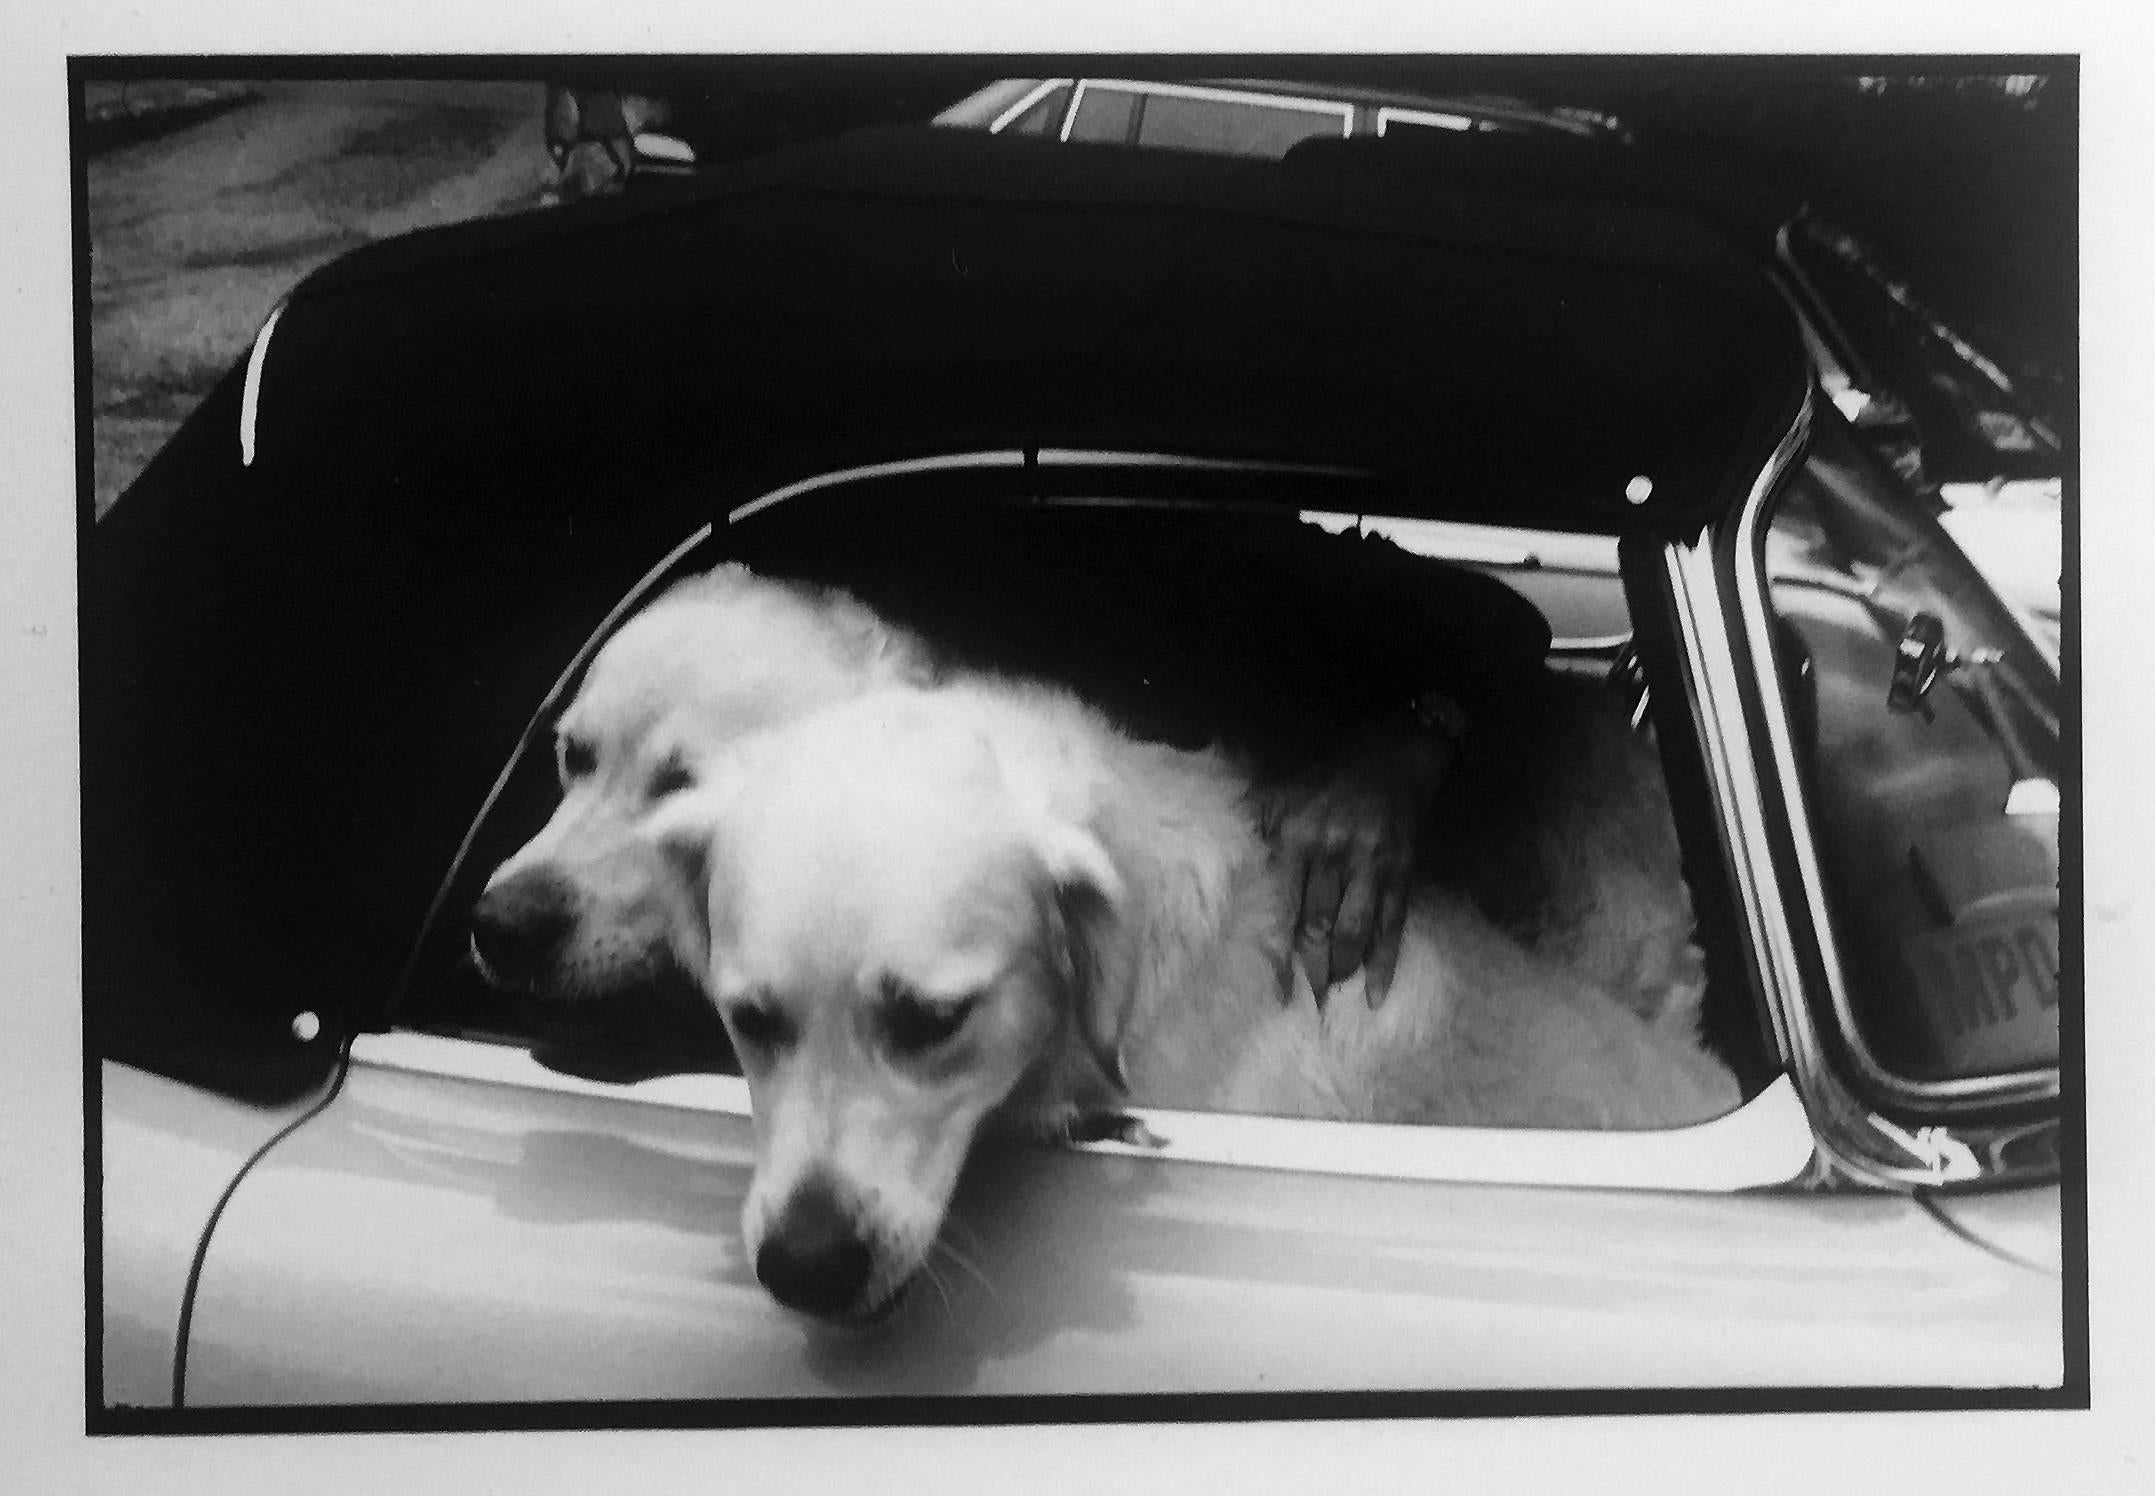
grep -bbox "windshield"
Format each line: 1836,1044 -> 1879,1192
1761,406 -> 2061,1087
1783,219 -> 2061,485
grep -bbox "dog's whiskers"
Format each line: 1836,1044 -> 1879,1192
932,1233 -> 1001,1305
920,1259 -> 956,1321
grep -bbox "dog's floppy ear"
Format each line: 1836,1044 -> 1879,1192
1031,822 -> 1130,1094
985,725 -> 1132,1092
641,762 -> 750,971
641,766 -> 744,860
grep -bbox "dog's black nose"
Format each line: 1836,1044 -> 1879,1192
756,1177 -> 874,1319
469,871 -> 576,989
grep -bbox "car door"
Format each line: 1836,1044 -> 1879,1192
181,1030 -> 2058,1405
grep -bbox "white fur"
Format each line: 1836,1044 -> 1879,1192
699,680 -> 1739,1255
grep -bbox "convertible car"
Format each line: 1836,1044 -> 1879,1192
88,119 -> 2074,1424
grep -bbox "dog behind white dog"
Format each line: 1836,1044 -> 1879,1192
471,565 -> 935,1002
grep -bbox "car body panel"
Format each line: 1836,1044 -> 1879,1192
98,1061 -> 331,1408
181,1045 -> 2061,1405
1928,1186 -> 2065,1275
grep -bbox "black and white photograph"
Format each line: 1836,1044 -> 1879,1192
12,5 -> 2150,1489
77,53 -> 2076,1420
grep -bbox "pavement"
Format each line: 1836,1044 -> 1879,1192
85,79 -> 556,516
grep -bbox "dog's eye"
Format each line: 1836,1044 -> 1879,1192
558,735 -> 598,781
727,1000 -> 795,1052
648,757 -> 696,799
880,981 -> 980,1055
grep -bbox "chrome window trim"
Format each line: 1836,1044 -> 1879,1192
1037,448 -> 1367,476
984,78 -> 1072,135
1334,514 -> 1623,575
1059,79 -> 1356,145
354,1030 -> 1816,1194
727,450 -> 1028,525
1669,395 -> 2058,1189
1545,632 -> 1636,656
1375,105 -> 1474,134
1771,223 -> 1873,397
1664,526 -> 1813,1091
1731,412 -> 2061,1117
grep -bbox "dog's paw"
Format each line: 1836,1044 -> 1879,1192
1021,1105 -> 1162,1150
1066,1111 -> 1164,1149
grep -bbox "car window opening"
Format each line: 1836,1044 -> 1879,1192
406,472 -> 1783,1158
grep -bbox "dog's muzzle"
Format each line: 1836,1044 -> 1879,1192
467,869 -> 578,991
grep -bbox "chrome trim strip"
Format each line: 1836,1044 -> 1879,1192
1671,395 -> 2056,1187
1731,418 -> 2060,1116
1085,1076 -> 1815,1192
359,1031 -> 754,1113
1664,534 -> 1810,1082
1057,80 -> 1088,143
1375,106 -> 1473,134
1772,223 -> 1871,393
1297,511 -> 1623,574
238,301 -> 284,468
1664,402 -> 1959,1187
355,1030 -> 1816,1193
630,131 -> 696,166
1038,448 -> 1368,476
726,450 -> 1027,525
1059,78 -> 1355,144
1547,632 -> 1636,655
985,78 -> 1069,134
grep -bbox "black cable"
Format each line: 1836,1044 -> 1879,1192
169,1031 -> 356,1407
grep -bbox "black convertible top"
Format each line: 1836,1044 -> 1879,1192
286,121 -> 1804,530
87,123 -> 1809,1101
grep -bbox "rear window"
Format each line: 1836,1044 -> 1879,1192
1066,85 -> 1140,145
1132,91 -> 1350,158
1000,84 -> 1071,138
1762,413 -> 2061,1086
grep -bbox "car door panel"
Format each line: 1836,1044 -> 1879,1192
182,1044 -> 2061,1403
99,1061 -> 335,1410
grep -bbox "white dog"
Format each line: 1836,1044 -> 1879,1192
659,678 -> 1740,1324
